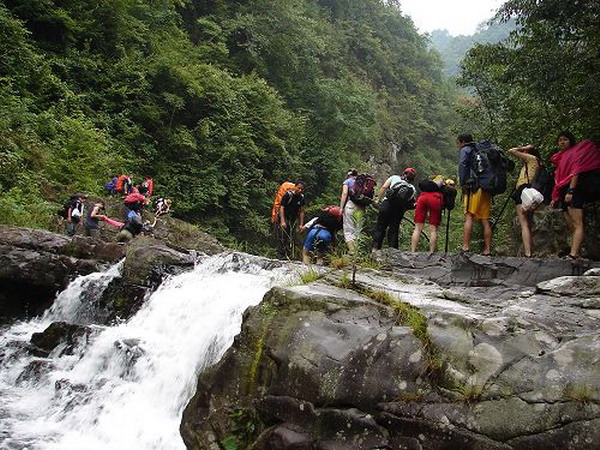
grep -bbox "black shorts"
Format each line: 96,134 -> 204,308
559,168 -> 600,210
511,184 -> 529,205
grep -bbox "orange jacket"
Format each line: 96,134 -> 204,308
271,182 -> 296,223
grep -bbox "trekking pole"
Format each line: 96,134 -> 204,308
491,186 -> 516,232
402,216 -> 430,243
444,209 -> 451,253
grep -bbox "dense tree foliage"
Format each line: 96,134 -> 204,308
0,0 -> 457,251
458,0 -> 600,151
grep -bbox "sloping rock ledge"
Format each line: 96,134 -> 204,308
181,251 -> 600,450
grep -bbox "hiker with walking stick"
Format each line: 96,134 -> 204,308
458,134 -> 515,256
271,180 -> 306,260
371,168 -> 417,255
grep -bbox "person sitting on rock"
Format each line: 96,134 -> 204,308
140,177 -> 154,197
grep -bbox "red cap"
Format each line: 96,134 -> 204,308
404,168 -> 416,176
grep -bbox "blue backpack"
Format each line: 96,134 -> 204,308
104,177 -> 118,192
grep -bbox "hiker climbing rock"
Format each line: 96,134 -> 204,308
271,181 -> 305,260
155,198 -> 172,216
61,193 -> 87,236
551,132 -> 600,260
115,174 -> 134,195
116,208 -> 144,243
372,168 -> 416,253
140,177 -> 154,197
340,169 -> 375,254
302,205 -> 343,265
84,200 -> 106,238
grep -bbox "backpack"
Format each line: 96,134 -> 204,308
124,193 -> 146,211
57,196 -> 78,218
468,140 -> 515,195
386,179 -> 414,206
349,174 -> 376,207
318,205 -> 343,232
271,181 -> 297,223
531,166 -> 554,204
105,177 -> 117,192
441,184 -> 457,210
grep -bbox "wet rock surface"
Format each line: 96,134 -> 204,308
0,224 -> 220,323
30,321 -> 91,357
181,251 -> 600,450
0,225 -> 125,321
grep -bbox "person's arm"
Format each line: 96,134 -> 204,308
375,179 -> 391,203
279,204 -> 287,228
67,207 -> 73,223
564,174 -> 579,204
297,209 -> 305,230
339,183 -> 349,209
303,217 -> 318,230
508,145 -> 535,162
90,205 -> 102,219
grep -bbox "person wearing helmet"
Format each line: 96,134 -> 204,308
372,168 -> 417,252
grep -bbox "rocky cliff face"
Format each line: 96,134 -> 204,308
181,251 -> 600,450
0,226 -> 125,321
0,223 -> 224,323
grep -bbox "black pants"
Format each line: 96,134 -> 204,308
273,219 -> 298,260
372,199 -> 405,249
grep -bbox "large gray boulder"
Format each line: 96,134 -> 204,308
181,258 -> 600,450
0,225 -> 124,321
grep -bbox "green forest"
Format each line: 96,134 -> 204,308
1,0 -> 599,253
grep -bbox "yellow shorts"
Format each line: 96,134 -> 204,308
463,189 -> 491,220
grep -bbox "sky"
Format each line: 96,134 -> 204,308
399,0 -> 505,36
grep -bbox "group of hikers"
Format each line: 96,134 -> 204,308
60,174 -> 172,243
275,131 -> 600,265
59,130 -> 600,260
271,169 -> 457,265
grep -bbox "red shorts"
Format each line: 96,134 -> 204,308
414,192 -> 443,226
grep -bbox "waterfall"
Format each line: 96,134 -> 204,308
0,253 -> 292,450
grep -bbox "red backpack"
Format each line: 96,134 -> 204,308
349,174 -> 376,207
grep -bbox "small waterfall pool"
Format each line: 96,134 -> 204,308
0,253 -> 293,450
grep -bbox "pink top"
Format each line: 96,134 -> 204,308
550,140 -> 600,202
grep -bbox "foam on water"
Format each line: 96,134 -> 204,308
0,253 -> 292,450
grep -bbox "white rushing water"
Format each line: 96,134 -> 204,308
0,253 -> 293,450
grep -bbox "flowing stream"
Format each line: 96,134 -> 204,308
0,253 -> 293,450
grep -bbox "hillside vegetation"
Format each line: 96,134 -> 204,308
0,0 -> 458,251
430,19 -> 516,77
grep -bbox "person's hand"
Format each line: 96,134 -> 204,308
565,193 -> 573,204
523,144 -> 535,151
297,224 -> 304,232
280,221 -> 287,229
